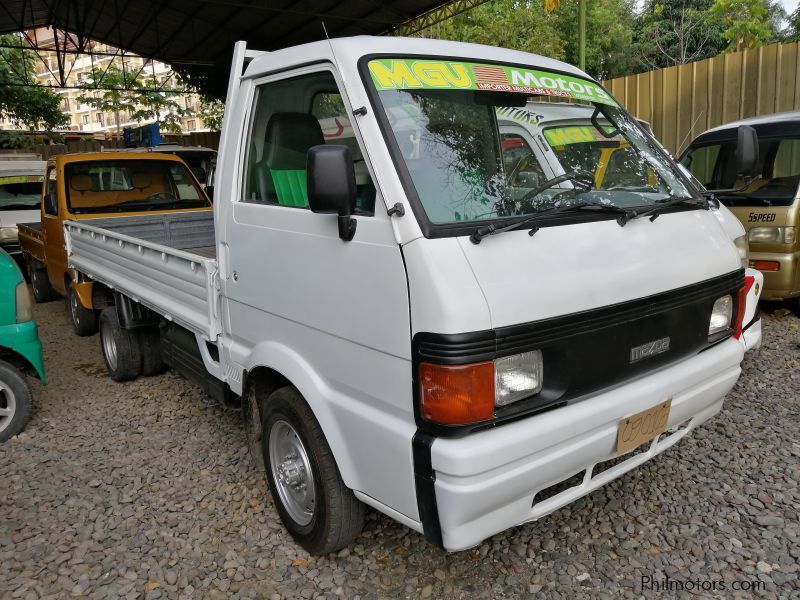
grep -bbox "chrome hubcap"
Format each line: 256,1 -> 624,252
0,382 -> 17,434
70,292 -> 80,325
269,420 -> 315,526
101,322 -> 118,371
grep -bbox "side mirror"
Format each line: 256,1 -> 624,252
43,192 -> 57,215
307,145 -> 357,241
736,125 -> 759,179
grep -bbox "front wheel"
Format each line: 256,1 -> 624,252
68,284 -> 98,336
0,360 -> 33,443
262,386 -> 365,554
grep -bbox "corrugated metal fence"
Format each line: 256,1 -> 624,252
603,41 -> 800,155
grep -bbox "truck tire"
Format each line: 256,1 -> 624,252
29,263 -> 52,303
0,359 -> 32,443
68,284 -> 99,337
140,327 -> 167,376
262,386 -> 365,554
99,308 -> 142,382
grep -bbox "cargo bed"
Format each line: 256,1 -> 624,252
64,211 -> 221,339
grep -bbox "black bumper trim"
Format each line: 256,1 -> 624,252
412,430 -> 443,548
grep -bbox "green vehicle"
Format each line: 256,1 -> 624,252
0,247 -> 45,442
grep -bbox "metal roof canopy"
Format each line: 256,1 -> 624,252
0,0 -> 488,98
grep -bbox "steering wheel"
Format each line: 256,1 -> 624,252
145,191 -> 178,202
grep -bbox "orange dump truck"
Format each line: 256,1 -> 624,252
19,152 -> 211,336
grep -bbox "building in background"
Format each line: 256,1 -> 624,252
0,27 -> 209,137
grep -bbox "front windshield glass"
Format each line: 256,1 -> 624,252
65,159 -> 209,214
681,136 -> 800,207
0,175 -> 43,211
368,58 -> 694,225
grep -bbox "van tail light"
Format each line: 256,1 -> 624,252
733,283 -> 748,340
752,260 -> 779,272
419,362 -> 494,425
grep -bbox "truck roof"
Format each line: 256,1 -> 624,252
690,110 -> 800,146
0,160 -> 46,176
48,152 -> 190,166
244,35 -> 591,82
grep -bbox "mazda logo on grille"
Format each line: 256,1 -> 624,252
630,337 -> 670,363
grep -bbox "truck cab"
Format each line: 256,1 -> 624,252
680,111 -> 800,306
19,152 -> 211,336
65,37 -> 751,554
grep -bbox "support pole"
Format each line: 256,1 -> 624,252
579,0 -> 586,71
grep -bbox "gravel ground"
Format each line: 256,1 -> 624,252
1,300 -> 798,599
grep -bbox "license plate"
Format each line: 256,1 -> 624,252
616,399 -> 672,454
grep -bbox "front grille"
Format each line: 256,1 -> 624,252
413,270 -> 744,436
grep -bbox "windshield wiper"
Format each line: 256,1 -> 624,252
713,192 -> 772,206
518,170 -> 594,205
0,204 -> 40,210
470,201 -> 637,244
633,196 -> 710,222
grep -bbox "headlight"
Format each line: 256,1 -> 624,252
709,294 -> 733,336
15,281 -> 33,323
0,226 -> 18,243
733,234 -> 749,269
495,350 -> 543,406
748,226 -> 796,244
418,349 -> 544,425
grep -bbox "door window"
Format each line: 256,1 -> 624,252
43,168 -> 57,216
243,71 -> 375,215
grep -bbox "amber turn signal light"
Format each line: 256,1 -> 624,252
419,361 -> 494,425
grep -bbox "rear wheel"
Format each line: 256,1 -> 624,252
29,262 -> 52,303
0,360 -> 32,443
99,308 -> 142,382
68,284 -> 99,337
262,386 -> 364,554
140,327 -> 167,376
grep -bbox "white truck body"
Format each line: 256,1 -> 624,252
66,36 -> 755,552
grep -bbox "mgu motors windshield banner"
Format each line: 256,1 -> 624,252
368,58 -> 618,106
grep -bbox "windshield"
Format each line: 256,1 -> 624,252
65,159 -> 209,214
368,59 -> 694,226
681,136 -> 800,207
0,175 -> 43,211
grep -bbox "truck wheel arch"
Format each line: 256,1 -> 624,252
242,345 -> 361,494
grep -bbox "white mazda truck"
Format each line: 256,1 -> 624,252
64,37 -> 753,553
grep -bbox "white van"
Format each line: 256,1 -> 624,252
65,37 -> 753,554
0,159 -> 45,269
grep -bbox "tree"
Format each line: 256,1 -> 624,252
416,0 -> 565,61
0,34 -> 69,130
633,1 -> 726,70
77,64 -> 187,135
708,0 -> 774,51
786,6 -> 800,41
195,95 -> 225,131
414,0 -> 636,80
550,0 -> 637,79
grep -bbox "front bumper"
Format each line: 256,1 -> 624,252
0,320 -> 46,382
429,338 -> 743,551
749,249 -> 800,300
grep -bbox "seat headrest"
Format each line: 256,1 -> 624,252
131,172 -> 151,189
264,112 -> 324,170
70,173 -> 92,192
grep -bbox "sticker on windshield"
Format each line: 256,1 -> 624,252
0,175 -> 44,184
544,126 -> 623,146
367,59 -> 618,106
